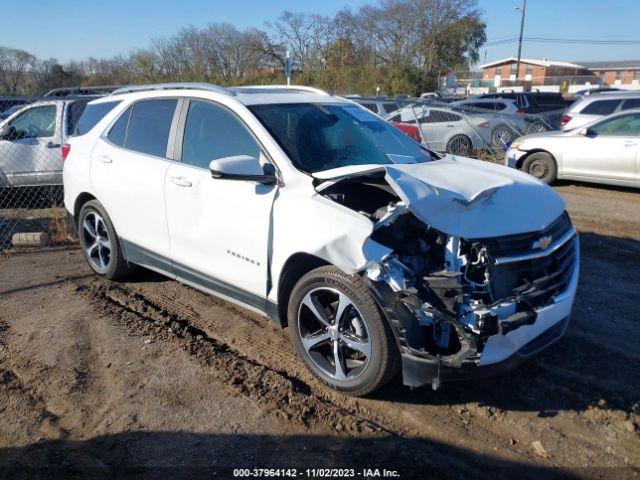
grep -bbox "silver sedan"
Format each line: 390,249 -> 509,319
505,109 -> 640,188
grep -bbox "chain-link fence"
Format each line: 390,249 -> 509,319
0,86 -> 571,252
0,93 -> 104,251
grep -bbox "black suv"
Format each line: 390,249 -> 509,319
478,92 -> 566,114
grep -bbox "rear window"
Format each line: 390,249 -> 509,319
581,99 -> 622,115
74,101 -> 120,136
530,94 -> 565,107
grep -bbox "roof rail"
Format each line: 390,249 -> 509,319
44,85 -> 119,97
110,82 -> 234,97
235,85 -> 331,96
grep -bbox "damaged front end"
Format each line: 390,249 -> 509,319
317,161 -> 579,389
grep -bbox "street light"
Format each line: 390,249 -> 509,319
515,0 -> 527,83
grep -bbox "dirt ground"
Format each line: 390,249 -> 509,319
0,182 -> 638,479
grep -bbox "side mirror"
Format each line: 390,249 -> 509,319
209,155 -> 277,185
578,127 -> 595,137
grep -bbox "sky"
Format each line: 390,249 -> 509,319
1,0 -> 639,65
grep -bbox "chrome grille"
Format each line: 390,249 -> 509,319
476,213 -> 578,307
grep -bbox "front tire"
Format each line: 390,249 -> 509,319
522,152 -> 557,184
288,266 -> 398,396
78,200 -> 133,279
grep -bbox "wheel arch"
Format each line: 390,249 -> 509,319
517,148 -> 557,171
73,192 -> 97,227
276,252 -> 330,327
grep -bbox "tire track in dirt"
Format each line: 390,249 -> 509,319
87,256 -> 640,469
77,279 -> 552,477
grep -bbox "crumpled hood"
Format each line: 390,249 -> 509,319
313,156 -> 566,238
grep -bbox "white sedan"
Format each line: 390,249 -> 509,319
505,109 -> 640,188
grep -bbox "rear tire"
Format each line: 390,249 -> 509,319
491,124 -> 516,146
445,134 -> 472,156
78,200 -> 134,280
288,266 -> 399,396
522,152 -> 557,184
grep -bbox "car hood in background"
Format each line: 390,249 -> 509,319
313,156 -> 565,238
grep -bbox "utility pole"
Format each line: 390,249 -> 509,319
515,0 -> 527,82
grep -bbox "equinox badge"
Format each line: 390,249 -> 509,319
532,235 -> 552,250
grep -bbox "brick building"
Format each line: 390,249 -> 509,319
479,57 -> 590,86
479,57 -> 640,88
578,60 -> 640,86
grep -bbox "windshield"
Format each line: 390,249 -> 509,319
249,103 -> 434,173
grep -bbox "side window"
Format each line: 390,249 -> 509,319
66,101 -> 88,136
359,103 -> 379,113
621,98 -> 640,111
7,105 -> 56,139
107,106 -> 132,147
581,99 -> 621,115
591,113 -> 640,136
383,103 -> 399,114
181,100 -> 260,169
125,99 -> 178,157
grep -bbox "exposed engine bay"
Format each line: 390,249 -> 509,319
319,172 -> 577,386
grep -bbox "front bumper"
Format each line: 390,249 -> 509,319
504,147 -> 527,169
401,236 -> 580,388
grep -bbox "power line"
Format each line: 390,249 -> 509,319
486,36 -> 640,47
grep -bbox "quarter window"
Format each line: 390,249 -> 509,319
125,99 -> 178,157
181,100 -> 260,169
7,105 -> 56,139
621,98 -> 640,110
107,106 -> 132,147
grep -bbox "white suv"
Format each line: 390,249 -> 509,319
64,83 -> 579,396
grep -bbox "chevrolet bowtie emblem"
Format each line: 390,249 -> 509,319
532,235 -> 552,250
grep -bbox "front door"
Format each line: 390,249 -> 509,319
0,102 -> 62,186
562,112 -> 640,182
165,99 -> 277,307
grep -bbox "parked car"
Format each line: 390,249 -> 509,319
560,91 -> 640,130
64,83 -> 579,396
450,97 -> 551,146
572,87 -> 621,97
505,109 -> 640,188
0,97 -> 103,187
478,91 -> 567,129
349,97 -> 400,117
386,104 -> 492,154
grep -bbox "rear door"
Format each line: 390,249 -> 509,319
0,102 -> 62,186
90,98 -> 179,268
562,112 -> 640,182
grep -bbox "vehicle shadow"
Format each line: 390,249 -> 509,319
372,232 -> 640,417
0,431 -> 584,480
554,179 -> 639,194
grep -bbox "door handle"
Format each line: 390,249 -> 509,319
624,141 -> 637,147
98,155 -> 113,164
46,141 -> 61,149
169,176 -> 192,187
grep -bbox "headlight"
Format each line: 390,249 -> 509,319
509,140 -> 525,150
